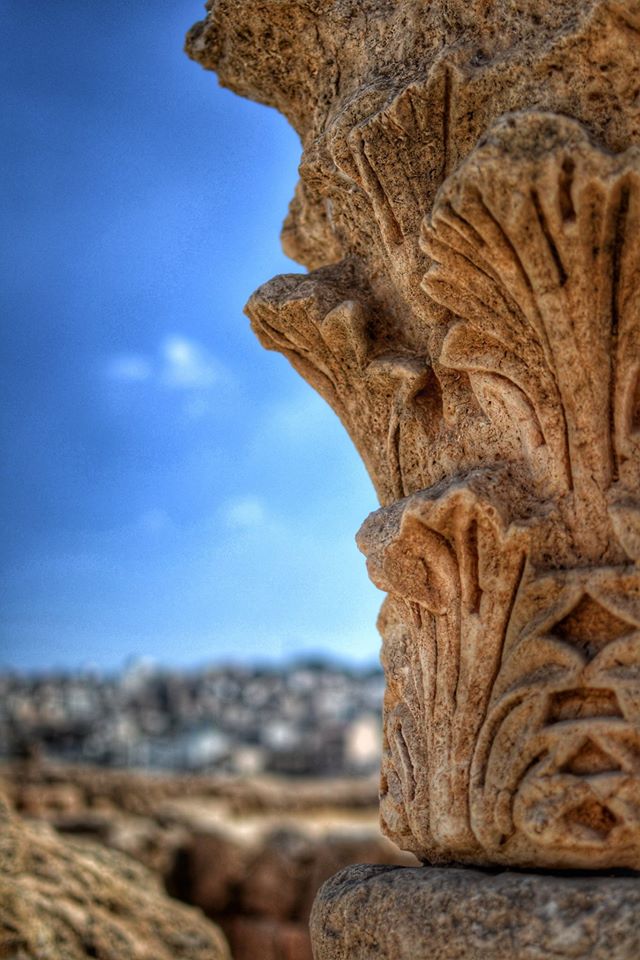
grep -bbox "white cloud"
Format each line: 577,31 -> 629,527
160,335 -> 223,390
105,334 -> 227,394
221,495 -> 267,530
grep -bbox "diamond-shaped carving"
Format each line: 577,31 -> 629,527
553,594 -> 634,662
566,799 -> 618,840
561,738 -> 622,776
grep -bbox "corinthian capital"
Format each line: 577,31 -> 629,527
187,0 -> 640,869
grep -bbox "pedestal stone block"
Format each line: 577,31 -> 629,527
311,864 -> 640,960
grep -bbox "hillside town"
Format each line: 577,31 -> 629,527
0,660 -> 384,778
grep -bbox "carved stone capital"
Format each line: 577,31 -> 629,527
187,0 -> 640,870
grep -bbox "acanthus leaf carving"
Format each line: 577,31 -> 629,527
247,262 -> 447,505
247,115 -> 640,868
421,112 -> 640,564
357,468 -> 530,859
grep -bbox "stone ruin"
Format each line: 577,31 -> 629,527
187,1 -> 640,956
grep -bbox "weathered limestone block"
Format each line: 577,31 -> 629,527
0,792 -> 230,960
187,0 -> 640,871
310,864 -> 640,960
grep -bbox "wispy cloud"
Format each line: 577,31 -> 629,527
105,335 -> 227,393
221,495 -> 268,531
160,335 -> 224,390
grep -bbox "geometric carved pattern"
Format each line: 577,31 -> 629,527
553,595 -> 634,662
470,569 -> 640,867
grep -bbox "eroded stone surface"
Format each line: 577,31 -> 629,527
310,863 -> 640,960
187,0 -> 640,869
0,792 -> 230,960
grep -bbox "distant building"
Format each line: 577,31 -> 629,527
0,660 -> 384,777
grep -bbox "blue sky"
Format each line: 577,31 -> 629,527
0,0 -> 381,671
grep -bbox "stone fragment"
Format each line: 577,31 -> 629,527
167,827 -> 250,915
0,793 -> 230,960
241,828 -> 314,920
223,916 -> 313,960
310,864 -> 640,960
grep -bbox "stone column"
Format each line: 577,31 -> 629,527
187,1 -> 640,955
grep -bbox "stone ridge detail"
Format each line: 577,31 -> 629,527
187,0 -> 640,869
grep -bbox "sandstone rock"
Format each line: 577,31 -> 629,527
187,0 -> 640,872
310,864 -> 640,960
241,828 -> 314,920
222,916 -> 312,960
16,783 -> 84,818
0,793 -> 230,960
167,827 -> 250,915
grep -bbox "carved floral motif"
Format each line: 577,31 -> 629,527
422,113 -> 640,562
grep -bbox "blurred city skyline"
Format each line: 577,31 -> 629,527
1,0 -> 381,671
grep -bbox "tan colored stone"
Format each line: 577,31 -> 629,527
104,814 -> 188,876
16,783 -> 84,817
241,828 -> 314,920
187,0 -> 640,871
310,863 -> 640,960
0,793 -> 230,960
223,916 -> 313,960
167,827 -> 250,915
163,815 -> 413,927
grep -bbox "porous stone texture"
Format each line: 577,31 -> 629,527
187,0 -> 640,872
310,863 -> 640,960
0,791 -> 230,960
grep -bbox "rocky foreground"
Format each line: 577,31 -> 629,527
0,785 -> 230,960
1,763 -> 414,960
